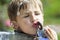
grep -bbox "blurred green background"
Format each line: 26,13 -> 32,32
0,0 -> 60,40
41,0 -> 60,25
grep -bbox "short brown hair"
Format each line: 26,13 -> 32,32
8,0 -> 43,21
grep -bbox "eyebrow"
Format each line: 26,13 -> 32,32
25,10 -> 40,13
24,11 -> 31,14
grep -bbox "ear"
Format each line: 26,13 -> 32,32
11,21 -> 19,30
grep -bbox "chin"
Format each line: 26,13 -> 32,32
25,30 -> 37,35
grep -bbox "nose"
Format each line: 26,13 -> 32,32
30,14 -> 37,23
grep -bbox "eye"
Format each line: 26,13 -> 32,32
34,11 -> 40,15
24,15 -> 29,18
35,12 -> 40,15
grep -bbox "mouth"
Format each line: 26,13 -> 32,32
32,22 -> 43,30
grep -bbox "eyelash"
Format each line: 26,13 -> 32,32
23,13 -> 40,18
24,15 -> 29,18
35,13 -> 40,15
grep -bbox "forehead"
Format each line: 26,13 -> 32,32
19,3 -> 41,15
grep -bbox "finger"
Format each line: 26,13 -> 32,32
47,27 -> 53,34
44,28 -> 53,39
47,27 -> 55,40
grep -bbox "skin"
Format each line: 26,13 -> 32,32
15,3 -> 43,35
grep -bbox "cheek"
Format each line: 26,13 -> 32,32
37,14 -> 43,24
23,18 -> 31,25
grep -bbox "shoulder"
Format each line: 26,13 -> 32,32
0,31 -> 15,40
0,31 -> 15,36
15,32 -> 33,40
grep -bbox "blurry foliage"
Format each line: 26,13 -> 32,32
0,19 -> 5,31
0,0 -> 12,31
58,33 -> 60,40
0,0 -> 10,5
42,0 -> 60,25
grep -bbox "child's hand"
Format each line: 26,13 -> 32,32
44,26 -> 57,40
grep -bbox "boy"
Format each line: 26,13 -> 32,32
7,0 -> 58,40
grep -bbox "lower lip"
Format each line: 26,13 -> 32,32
32,24 -> 39,28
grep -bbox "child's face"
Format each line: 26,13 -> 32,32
16,4 -> 43,35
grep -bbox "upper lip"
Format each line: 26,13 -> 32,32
32,22 -> 39,28
32,22 -> 43,30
